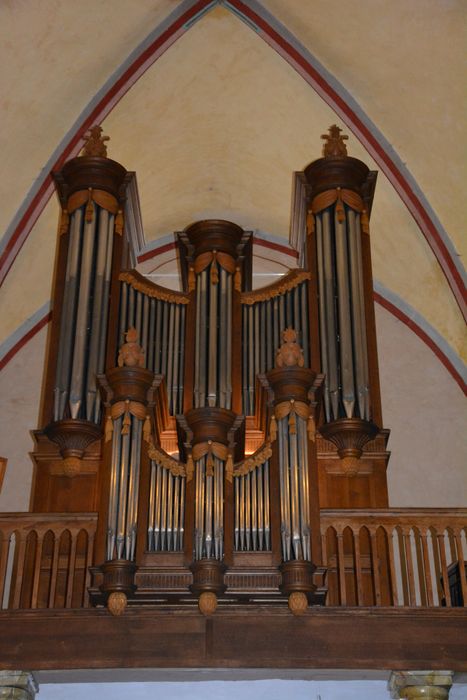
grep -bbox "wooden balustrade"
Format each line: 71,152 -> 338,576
320,509 -> 467,607
1,510 -> 465,611
0,513 -> 97,610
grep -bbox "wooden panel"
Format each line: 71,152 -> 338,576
0,607 -> 465,671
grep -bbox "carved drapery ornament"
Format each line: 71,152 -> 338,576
191,440 -> 232,480
311,187 -> 369,233
105,400 -> 151,442
270,399 -> 316,441
193,250 -> 236,282
59,188 -> 119,233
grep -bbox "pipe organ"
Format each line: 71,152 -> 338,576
31,124 -> 391,616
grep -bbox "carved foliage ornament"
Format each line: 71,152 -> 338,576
241,269 -> 311,305
119,270 -> 190,304
147,442 -> 187,478
234,442 -> 272,477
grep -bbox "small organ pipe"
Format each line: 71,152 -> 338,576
141,294 -> 149,369
147,298 -> 156,372
355,213 -> 371,420
54,208 -> 82,420
107,416 -> 122,560
334,210 -> 355,417
289,426 -> 302,560
154,462 -> 162,551
116,430 -> 131,559
161,298 -> 169,381
148,461 -> 156,550
251,467 -> 258,550
166,304 -> 175,412
85,209 -> 110,420
298,418 -> 311,561
172,304 -> 180,413
69,211 -> 96,419
322,210 -> 339,419
257,464 -> 264,549
199,270 -> 208,407
226,273 -> 232,409
160,466 -> 168,551
347,209 -> 367,419
166,470 -> 174,551
173,475 -> 180,551
316,217 -> 331,421
264,461 -> 270,549
219,268 -> 227,408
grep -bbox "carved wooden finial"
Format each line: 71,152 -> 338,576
198,591 -> 218,616
321,124 -> 348,158
117,327 -> 145,368
275,327 -> 305,368
82,125 -> 110,157
107,591 -> 127,616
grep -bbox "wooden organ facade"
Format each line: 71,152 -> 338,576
0,126 -> 466,674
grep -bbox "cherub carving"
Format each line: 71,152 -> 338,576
275,327 -> 304,368
118,327 -> 145,368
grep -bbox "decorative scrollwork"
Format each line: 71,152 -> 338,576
241,269 -> 311,305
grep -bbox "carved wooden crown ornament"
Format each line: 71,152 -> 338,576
321,124 -> 348,158
82,125 -> 110,158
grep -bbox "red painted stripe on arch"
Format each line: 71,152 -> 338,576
0,311 -> 52,373
374,292 -> 466,395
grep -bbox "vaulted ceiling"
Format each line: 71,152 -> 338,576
0,0 -> 465,383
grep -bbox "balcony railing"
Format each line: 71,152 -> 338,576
1,510 -> 466,610
0,513 -> 97,610
320,509 -> 467,607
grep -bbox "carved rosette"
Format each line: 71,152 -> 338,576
320,418 -> 379,475
44,419 -> 102,477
